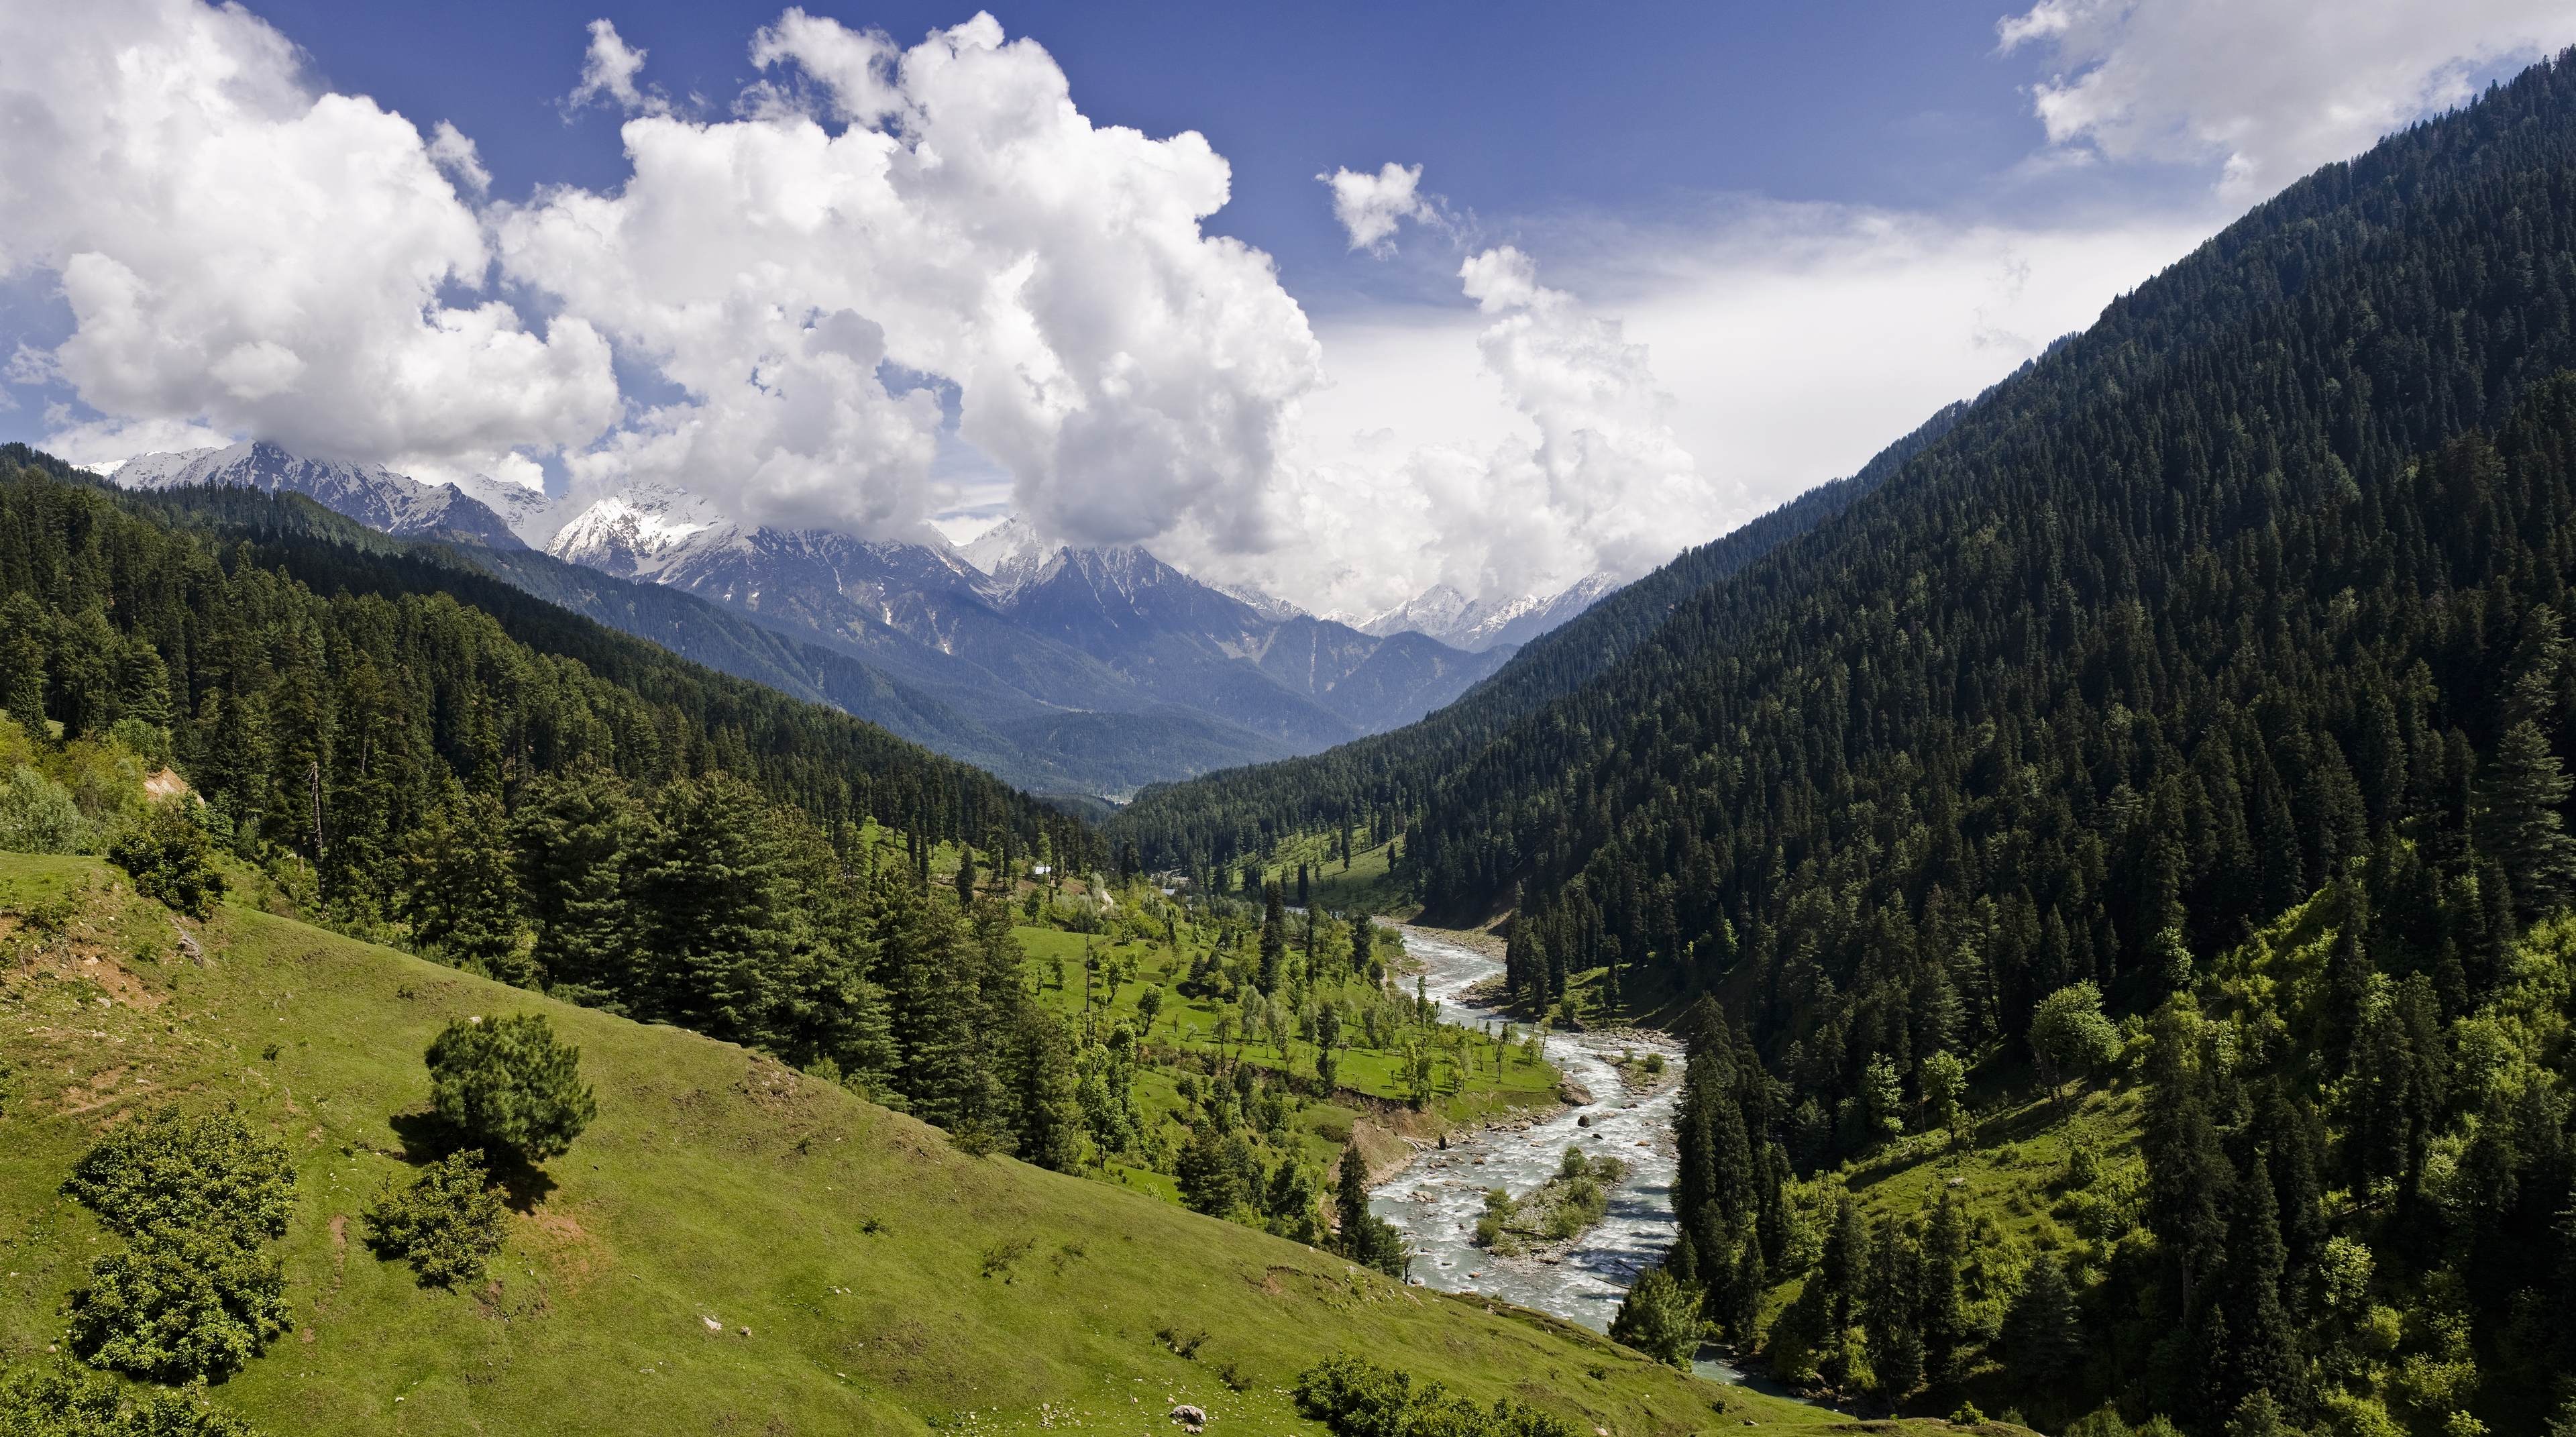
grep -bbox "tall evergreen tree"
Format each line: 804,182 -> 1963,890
2004,1253 -> 2081,1386
2145,1005 -> 2233,1318
1013,1010 -> 1083,1173
405,785 -> 527,985
1259,880 -> 1287,994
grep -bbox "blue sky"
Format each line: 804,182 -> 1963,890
227,0 -> 2118,307
2,1 -> 2567,615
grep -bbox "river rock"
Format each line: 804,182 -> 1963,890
1576,1115 -> 1591,1128
1558,1081 -> 1594,1106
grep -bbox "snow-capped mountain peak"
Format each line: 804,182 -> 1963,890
544,485 -> 733,579
957,515 -> 1063,599
106,439 -> 527,549
1361,574 -> 1618,651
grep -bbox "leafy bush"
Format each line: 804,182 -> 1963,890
0,763 -> 87,853
66,1228 -> 291,1383
425,1014 -> 597,1163
362,1150 -> 506,1288
107,802 -> 225,920
1292,1355 -> 1578,1437
58,1111 -> 298,1383
63,1111 -> 295,1245
0,1359 -> 264,1435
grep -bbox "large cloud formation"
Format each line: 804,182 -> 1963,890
13,1 -> 2559,617
0,0 -> 616,478
501,11 -> 1324,546
1210,236 -> 1735,622
1998,0 -> 2576,195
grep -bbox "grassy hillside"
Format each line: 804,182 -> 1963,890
0,853 -> 1890,1437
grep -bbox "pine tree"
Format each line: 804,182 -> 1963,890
1,591 -> 46,739
1176,1127 -> 1245,1217
1259,880 -> 1287,994
1336,1145 -> 1371,1246
2479,720 -> 2576,916
1013,1010 -> 1083,1173
1866,1215 -> 1924,1399
2004,1253 -> 2081,1385
2145,1005 -> 2233,1319
405,786 -> 528,985
1921,1193 -> 1969,1384
630,773 -> 792,1046
2222,1155 -> 2306,1418
511,770 -> 642,1008
1819,1193 -> 1870,1383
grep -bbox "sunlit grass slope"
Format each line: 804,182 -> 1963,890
0,853 -> 1879,1436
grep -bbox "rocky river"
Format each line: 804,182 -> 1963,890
1366,929 -> 1760,1388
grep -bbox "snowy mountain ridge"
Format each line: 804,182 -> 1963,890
107,441 -> 529,550
1360,572 -> 1618,652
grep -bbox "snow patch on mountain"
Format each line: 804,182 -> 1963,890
1208,579 -> 1306,622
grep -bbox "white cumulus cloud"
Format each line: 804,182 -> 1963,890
1179,246 -> 1733,619
1998,0 -> 2576,195
0,0 -> 617,479
1320,162 -> 1438,254
499,9 -> 1324,545
564,18 -> 669,117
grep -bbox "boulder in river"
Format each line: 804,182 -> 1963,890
1576,1115 -> 1592,1128
1558,1081 -> 1594,1105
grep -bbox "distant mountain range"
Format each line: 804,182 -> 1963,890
114,441 -> 531,550
98,442 -> 1613,798
1354,574 -> 1621,653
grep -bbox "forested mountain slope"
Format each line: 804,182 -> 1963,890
1106,394 -> 1974,866
0,446 -> 1088,906
1132,47 -> 2576,1435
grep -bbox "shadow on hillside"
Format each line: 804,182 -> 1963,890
386,1106 -> 449,1161
492,1161 -> 560,1214
382,1106 -> 561,1212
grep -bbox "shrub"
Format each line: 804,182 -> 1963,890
0,1359 -> 264,1435
107,801 -> 226,919
362,1149 -> 506,1288
1293,1355 -> 1578,1437
1608,1267 -> 1701,1368
0,763 -> 87,853
66,1228 -> 291,1383
58,1110 -> 298,1383
425,1014 -> 597,1163
63,1110 -> 295,1246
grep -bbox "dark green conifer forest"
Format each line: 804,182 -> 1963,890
1116,50 -> 2576,1435
0,453 -> 1099,1146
